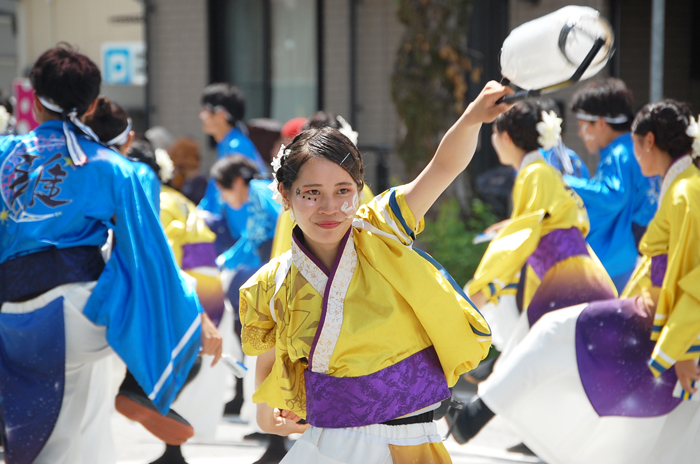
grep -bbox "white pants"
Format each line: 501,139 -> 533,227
171,303 -> 235,440
282,422 -> 445,464
1,282 -> 114,464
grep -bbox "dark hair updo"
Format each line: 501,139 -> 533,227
494,100 -> 544,153
127,138 -> 161,179
84,97 -> 129,143
29,43 -> 101,117
632,100 -> 693,160
275,127 -> 364,191
304,111 -> 342,131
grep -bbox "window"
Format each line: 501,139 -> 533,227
209,0 -> 319,121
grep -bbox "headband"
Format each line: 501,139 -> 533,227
37,95 -> 102,166
105,118 -> 133,148
575,111 -> 629,124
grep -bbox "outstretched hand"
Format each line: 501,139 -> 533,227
200,312 -> 223,366
675,359 -> 700,394
463,81 -> 514,125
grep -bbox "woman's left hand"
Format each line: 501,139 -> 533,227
675,359 -> 700,394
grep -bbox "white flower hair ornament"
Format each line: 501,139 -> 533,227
154,148 -> 174,183
686,116 -> 700,159
536,110 -> 563,151
336,115 -> 359,146
0,106 -> 9,134
269,144 -> 291,210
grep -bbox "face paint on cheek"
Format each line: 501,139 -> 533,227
296,188 -> 300,195
294,194 -> 318,209
341,193 -> 359,219
582,125 -> 596,142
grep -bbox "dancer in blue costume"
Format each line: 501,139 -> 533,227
0,45 -> 221,464
212,155 -> 281,308
197,83 -> 268,253
567,78 -> 659,291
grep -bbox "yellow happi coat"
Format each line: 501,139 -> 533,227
160,185 -> 224,318
468,153 -> 610,304
240,188 -> 491,419
622,157 -> 700,376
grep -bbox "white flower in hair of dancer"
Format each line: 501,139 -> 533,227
0,106 -> 9,134
336,115 -> 359,146
269,144 -> 290,208
686,116 -> 700,159
536,110 -> 563,151
155,148 -> 175,183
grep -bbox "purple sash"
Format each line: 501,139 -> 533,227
181,242 -> 217,270
305,346 -> 450,428
526,228 -> 615,326
576,297 -> 681,417
527,227 -> 589,280
651,254 -> 668,287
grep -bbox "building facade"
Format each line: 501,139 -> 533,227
4,0 -> 700,186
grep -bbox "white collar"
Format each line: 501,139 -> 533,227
520,150 -> 545,170
659,155 -> 693,204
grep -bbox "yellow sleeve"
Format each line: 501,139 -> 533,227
469,165 -> 549,296
270,212 -> 294,259
621,256 -> 652,298
356,187 -> 424,245
469,163 -> 588,298
647,183 -> 700,376
239,261 -> 281,356
160,186 -> 217,267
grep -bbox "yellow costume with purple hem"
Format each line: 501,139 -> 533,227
624,158 -> 700,377
160,185 -> 225,324
240,187 -> 490,462
469,152 -> 616,328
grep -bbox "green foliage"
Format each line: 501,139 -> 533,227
418,197 -> 496,287
391,0 -> 479,174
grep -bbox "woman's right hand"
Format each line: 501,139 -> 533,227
272,408 -> 310,435
675,359 -> 700,394
484,218 -> 511,235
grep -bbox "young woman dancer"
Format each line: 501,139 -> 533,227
238,82 -> 512,463
469,101 -> 616,336
453,99 -> 700,464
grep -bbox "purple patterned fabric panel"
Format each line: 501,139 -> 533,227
651,254 -> 668,287
305,346 -> 450,428
576,297 -> 681,417
181,242 -> 217,270
527,227 -> 589,280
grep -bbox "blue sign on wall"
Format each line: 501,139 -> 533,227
102,42 -> 146,86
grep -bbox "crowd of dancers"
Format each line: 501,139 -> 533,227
0,42 -> 699,464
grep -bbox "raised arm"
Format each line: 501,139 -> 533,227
404,81 -> 513,223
